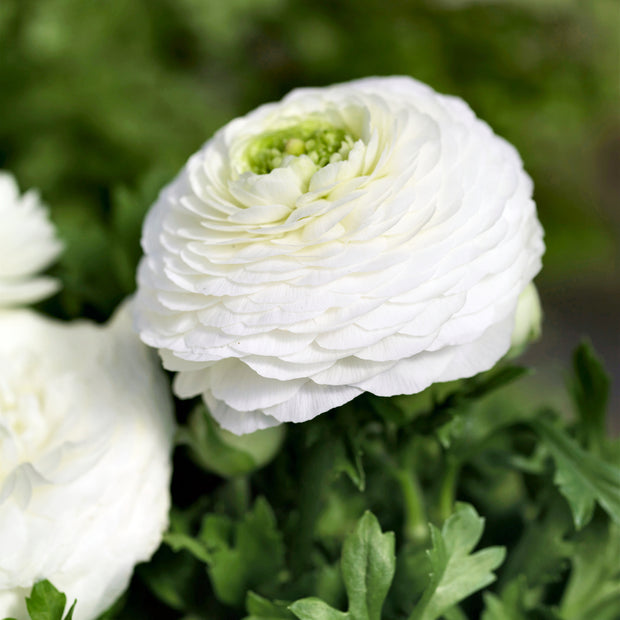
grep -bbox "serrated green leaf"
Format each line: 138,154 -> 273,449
482,577 -> 564,620
571,342 -> 610,454
290,435 -> 366,574
531,417 -> 620,529
288,511 -> 395,620
500,498 -> 573,589
408,503 -> 505,620
341,511 -> 395,620
289,598 -> 348,620
384,544 -> 431,617
24,581 -> 76,620
560,520 -> 620,620
244,591 -> 295,619
163,532 -> 212,564
200,497 -> 285,607
138,544 -> 208,612
483,591 -> 526,620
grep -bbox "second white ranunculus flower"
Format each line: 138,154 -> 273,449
0,302 -> 175,620
135,76 -> 544,435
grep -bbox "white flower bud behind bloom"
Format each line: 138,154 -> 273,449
507,282 -> 542,358
0,171 -> 63,306
134,76 -> 545,435
0,301 -> 175,620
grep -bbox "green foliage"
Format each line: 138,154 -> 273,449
289,511 -> 395,620
531,416 -> 620,529
409,504 -> 505,620
571,341 -> 611,456
482,577 -> 562,620
26,582 -> 75,620
201,498 -> 285,606
2,580 -> 76,620
245,592 -> 295,620
560,520 -> 620,620
499,499 -> 573,591
164,497 -> 286,608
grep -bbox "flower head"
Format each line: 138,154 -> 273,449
0,302 -> 175,620
135,76 -> 544,435
0,171 -> 62,306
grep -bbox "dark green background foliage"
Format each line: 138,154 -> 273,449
1,0 -> 618,304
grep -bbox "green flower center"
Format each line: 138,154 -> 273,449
245,121 -> 356,175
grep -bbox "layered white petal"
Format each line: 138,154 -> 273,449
0,302 -> 175,620
0,172 -> 63,307
134,76 -> 544,435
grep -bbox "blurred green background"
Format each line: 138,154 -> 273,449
1,0 -> 618,426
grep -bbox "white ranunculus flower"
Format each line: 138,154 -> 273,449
0,171 -> 63,306
0,302 -> 175,620
134,76 -> 544,435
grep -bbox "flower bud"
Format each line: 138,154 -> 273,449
508,282 -> 543,358
179,404 -> 285,477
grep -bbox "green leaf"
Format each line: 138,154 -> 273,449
62,602 -> 76,620
409,503 -> 505,620
384,544 -> 432,617
290,434 -> 367,574
289,598 -> 348,620
500,497 -> 573,589
341,511 -> 395,620
442,608 -> 469,620
23,581 -> 76,620
200,497 -> 285,607
139,544 -> 210,612
333,435 -> 365,492
560,520 -> 620,620
407,366 -> 529,436
244,591 -> 296,619
462,366 -> 530,401
571,341 -> 610,454
482,577 -> 563,620
163,531 -> 212,564
531,416 -> 620,529
289,511 -> 395,620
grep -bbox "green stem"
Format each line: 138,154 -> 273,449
395,466 -> 428,543
229,475 -> 250,518
438,457 -> 460,522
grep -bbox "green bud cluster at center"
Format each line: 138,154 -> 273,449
245,121 -> 356,175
